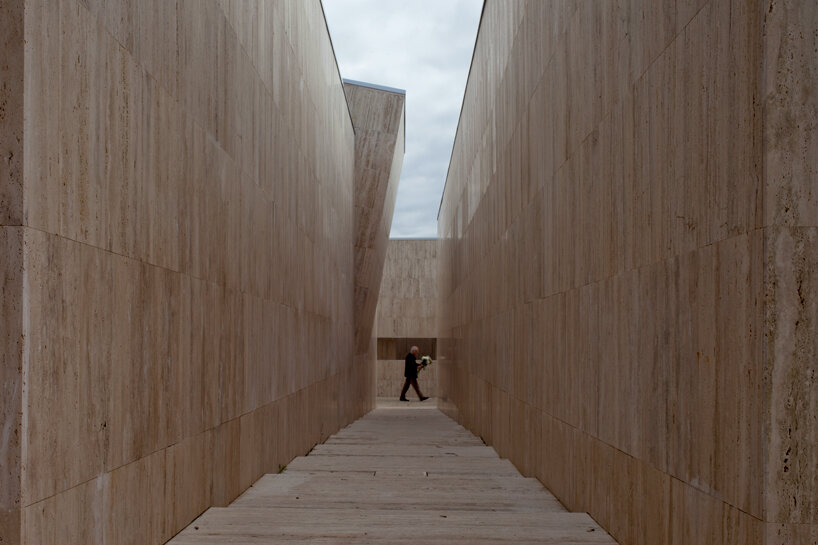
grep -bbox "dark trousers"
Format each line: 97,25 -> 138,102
400,378 -> 423,399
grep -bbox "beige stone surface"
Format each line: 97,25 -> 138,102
0,0 -> 23,226
0,9 -> 24,539
0,227 -> 23,545
374,239 -> 439,396
375,239 -> 438,339
1,1 -> 380,544
765,523 -> 818,545
438,1 -> 817,544
169,405 -> 616,544
106,450 -> 166,545
765,227 -> 818,525
761,0 -> 818,530
22,475 -> 107,545
2,0 -> 814,543
346,82 -> 406,358
763,0 -> 818,228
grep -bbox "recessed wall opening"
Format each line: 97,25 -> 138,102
377,338 -> 437,360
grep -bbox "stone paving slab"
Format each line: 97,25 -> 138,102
230,473 -> 562,513
308,444 -> 499,457
169,403 -> 617,544
170,509 -> 612,544
285,454 -> 521,475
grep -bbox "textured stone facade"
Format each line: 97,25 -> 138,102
346,81 -> 406,396
0,1 -> 385,544
375,239 -> 438,397
438,1 -> 817,544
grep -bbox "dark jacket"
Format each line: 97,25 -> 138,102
404,352 -> 418,379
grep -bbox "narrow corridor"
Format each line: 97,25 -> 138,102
169,402 -> 616,544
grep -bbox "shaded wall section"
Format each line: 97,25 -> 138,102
1,1 -> 362,544
345,81 -> 406,389
0,1 -> 24,541
438,1 -> 817,544
375,239 -> 438,397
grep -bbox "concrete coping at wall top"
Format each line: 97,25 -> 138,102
343,78 -> 407,95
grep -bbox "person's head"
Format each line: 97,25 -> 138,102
410,346 -> 419,357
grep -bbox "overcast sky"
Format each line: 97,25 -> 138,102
322,0 -> 484,239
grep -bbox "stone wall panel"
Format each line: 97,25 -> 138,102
0,227 -> 23,545
3,1 -> 366,544
438,0 -> 817,543
762,0 -> 818,529
0,0 -> 24,226
347,83 -> 406,359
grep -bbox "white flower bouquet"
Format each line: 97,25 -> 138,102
419,356 -> 433,371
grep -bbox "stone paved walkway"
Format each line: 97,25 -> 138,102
169,401 -> 616,544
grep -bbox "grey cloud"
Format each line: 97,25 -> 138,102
322,0 -> 482,238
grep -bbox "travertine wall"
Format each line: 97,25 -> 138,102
438,1 -> 817,544
347,82 -> 406,359
376,239 -> 438,339
375,239 -> 438,397
0,1 -> 25,540
1,1 -> 370,544
376,358 -> 438,399
345,81 -> 405,402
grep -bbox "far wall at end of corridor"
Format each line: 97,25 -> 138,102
375,239 -> 439,397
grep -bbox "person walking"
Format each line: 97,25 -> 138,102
399,345 -> 429,402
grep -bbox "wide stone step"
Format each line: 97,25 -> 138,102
170,508 -> 611,544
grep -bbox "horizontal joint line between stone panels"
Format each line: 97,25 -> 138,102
469,384 -> 767,523
19,226 -> 347,301
667,475 -> 766,524
22,373 -> 357,509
